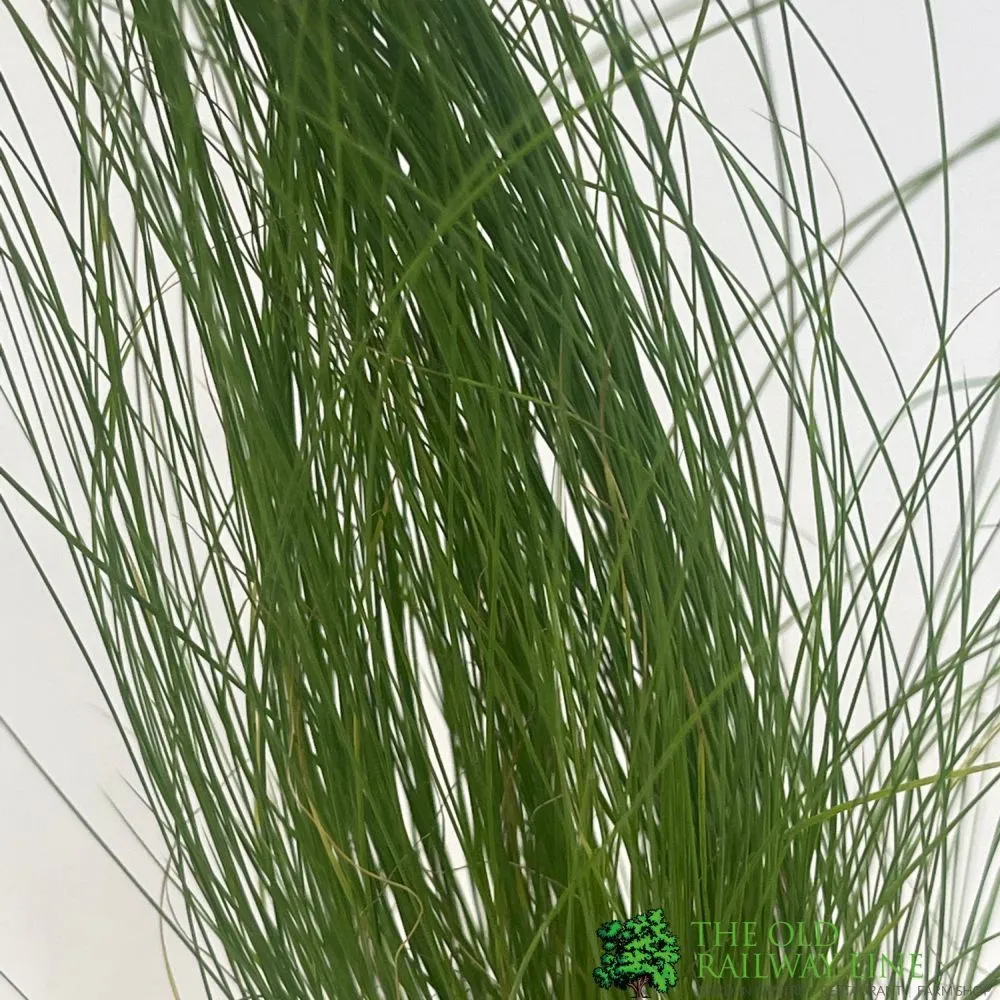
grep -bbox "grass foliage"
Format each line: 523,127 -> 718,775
2,0 -> 1000,998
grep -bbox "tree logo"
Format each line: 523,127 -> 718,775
593,907 -> 681,999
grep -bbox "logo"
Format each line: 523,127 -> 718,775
593,912 -> 931,996
593,907 -> 682,998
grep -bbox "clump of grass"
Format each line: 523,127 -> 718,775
1,1 -> 999,999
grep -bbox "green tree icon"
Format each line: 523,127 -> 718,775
592,907 -> 681,999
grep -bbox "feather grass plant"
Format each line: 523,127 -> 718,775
2,1 -> 1000,999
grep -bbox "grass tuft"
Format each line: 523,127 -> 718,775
1,1 -> 1000,999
